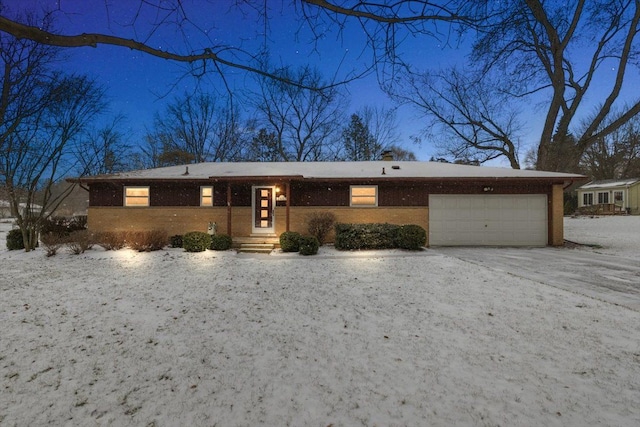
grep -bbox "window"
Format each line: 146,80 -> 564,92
350,185 -> 378,206
124,186 -> 149,206
597,192 -> 609,204
614,191 -> 623,203
200,186 -> 213,206
582,193 -> 593,206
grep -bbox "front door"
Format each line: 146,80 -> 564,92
252,186 -> 275,234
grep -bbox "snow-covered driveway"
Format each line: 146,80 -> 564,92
434,247 -> 640,311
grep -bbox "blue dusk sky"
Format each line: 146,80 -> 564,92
5,0 -> 472,162
5,1 -> 635,165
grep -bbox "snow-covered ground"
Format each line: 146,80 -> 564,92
1,216 -> 639,426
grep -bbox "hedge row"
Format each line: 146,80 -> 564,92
334,223 -> 426,251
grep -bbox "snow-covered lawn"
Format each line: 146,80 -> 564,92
1,217 -> 639,426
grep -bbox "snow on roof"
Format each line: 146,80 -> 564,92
579,178 -> 640,189
79,161 -> 584,181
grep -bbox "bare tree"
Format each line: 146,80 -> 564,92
0,1 -> 371,92
145,92 -> 247,165
301,1 -> 640,172
359,105 -> 402,150
1,74 -> 106,250
580,116 -> 640,180
76,114 -> 132,176
396,68 -> 522,168
253,66 -> 345,161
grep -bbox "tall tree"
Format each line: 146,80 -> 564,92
146,92 -> 246,165
580,117 -> 640,180
342,114 -> 380,161
0,10 -> 105,250
396,69 -> 522,168
76,114 -> 132,176
1,74 -> 105,250
245,128 -> 281,162
253,65 -> 344,161
301,1 -> 640,172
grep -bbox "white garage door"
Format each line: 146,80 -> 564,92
429,194 -> 548,246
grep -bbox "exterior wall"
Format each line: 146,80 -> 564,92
276,206 -> 429,244
550,184 -> 564,246
630,184 -> 640,214
87,207 -> 229,236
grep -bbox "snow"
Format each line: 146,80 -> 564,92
1,217 -> 639,426
579,178 -> 640,189
79,160 -> 584,181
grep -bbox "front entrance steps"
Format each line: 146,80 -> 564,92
234,235 -> 280,254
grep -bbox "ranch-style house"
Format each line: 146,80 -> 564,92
71,160 -> 585,247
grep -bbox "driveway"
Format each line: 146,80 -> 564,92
434,247 -> 640,312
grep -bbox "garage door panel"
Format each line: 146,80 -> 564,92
429,195 -> 548,246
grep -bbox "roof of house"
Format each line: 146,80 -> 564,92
75,161 -> 585,183
578,178 -> 640,190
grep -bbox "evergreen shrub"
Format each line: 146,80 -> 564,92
396,224 -> 427,250
210,234 -> 233,251
182,231 -> 211,252
279,231 -> 301,252
6,229 -> 24,250
334,223 -> 401,250
298,235 -> 319,255
170,235 -> 183,248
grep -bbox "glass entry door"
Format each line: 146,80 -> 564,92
252,186 -> 275,234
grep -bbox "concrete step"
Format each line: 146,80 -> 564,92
238,243 -> 275,254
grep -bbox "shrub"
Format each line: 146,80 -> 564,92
41,216 -> 88,237
95,231 -> 127,250
279,231 -> 301,252
396,224 -> 427,250
170,235 -> 183,248
298,236 -> 319,255
210,234 -> 233,251
306,212 -> 336,245
40,232 -> 66,257
41,217 -> 69,236
68,215 -> 88,232
6,229 -> 24,250
67,229 -> 95,254
334,223 -> 401,250
126,230 -> 168,252
182,231 -> 211,252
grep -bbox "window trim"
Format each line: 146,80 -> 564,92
350,185 -> 378,207
613,190 -> 624,203
582,192 -> 593,206
597,191 -> 609,204
200,186 -> 214,207
124,186 -> 150,207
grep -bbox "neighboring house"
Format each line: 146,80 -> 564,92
0,200 -> 11,218
576,178 -> 640,215
70,161 -> 584,247
0,200 -> 43,219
